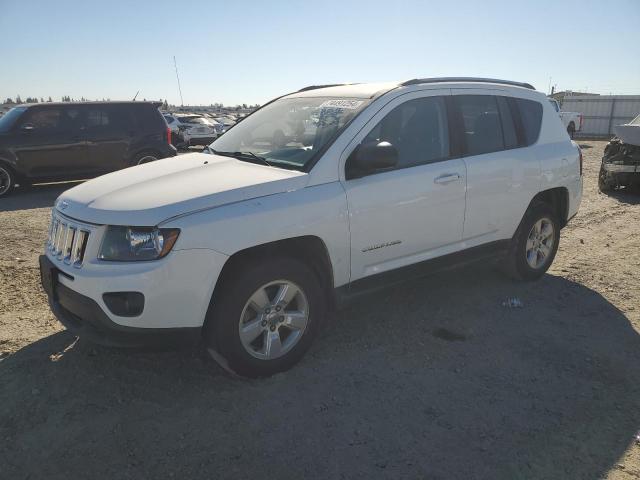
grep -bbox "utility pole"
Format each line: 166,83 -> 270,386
173,56 -> 184,107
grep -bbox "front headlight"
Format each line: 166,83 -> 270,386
98,226 -> 180,261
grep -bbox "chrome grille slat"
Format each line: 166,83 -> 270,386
46,211 -> 91,268
63,227 -> 76,263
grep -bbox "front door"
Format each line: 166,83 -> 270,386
12,105 -> 87,179
342,91 -> 467,282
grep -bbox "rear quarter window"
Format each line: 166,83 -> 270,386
130,105 -> 165,131
514,98 -> 543,146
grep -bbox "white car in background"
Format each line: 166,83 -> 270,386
40,78 -> 582,377
164,114 -> 218,147
548,98 -> 583,138
214,116 -> 236,133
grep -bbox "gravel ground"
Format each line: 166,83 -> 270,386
1,141 -> 639,479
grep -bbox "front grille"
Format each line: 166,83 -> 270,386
47,211 -> 90,267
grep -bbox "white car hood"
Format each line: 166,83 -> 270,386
56,153 -> 308,226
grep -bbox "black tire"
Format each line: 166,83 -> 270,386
204,257 -> 325,378
0,163 -> 16,198
598,164 -> 615,192
567,122 -> 576,139
503,202 -> 561,281
130,150 -> 160,166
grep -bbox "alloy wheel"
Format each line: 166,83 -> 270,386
238,280 -> 309,360
525,218 -> 555,269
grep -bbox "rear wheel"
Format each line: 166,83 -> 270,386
131,151 -> 160,166
0,164 -> 15,198
204,257 -> 325,377
504,202 -> 560,281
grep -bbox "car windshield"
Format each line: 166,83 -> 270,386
209,96 -> 369,170
0,106 -> 27,133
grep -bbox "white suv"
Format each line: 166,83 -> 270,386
40,78 -> 583,377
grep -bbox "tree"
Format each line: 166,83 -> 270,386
47,96 -> 53,102
15,95 -> 22,104
4,98 -> 14,104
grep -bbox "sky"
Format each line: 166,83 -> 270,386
1,0 -> 639,106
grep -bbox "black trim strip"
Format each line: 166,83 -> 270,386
335,240 -> 510,305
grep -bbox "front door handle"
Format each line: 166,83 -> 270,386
434,173 -> 461,185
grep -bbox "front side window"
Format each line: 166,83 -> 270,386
361,96 -> 450,169
210,97 -> 369,171
455,95 -> 504,156
20,107 -> 82,132
0,106 -> 27,132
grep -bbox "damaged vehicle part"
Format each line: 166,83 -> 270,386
599,131 -> 640,192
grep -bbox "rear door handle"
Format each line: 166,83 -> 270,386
434,173 -> 461,185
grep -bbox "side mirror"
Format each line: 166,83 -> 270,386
348,141 -> 398,178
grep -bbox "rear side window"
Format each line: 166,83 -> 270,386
514,98 -> 543,146
362,96 -> 450,169
455,95 -> 503,156
86,108 -> 110,128
131,105 -> 165,130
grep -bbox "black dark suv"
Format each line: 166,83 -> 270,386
0,101 -> 177,197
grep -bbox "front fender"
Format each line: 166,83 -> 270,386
165,182 -> 351,288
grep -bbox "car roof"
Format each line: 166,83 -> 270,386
17,101 -> 162,108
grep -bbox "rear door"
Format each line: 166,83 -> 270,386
451,91 -> 541,243
11,105 -> 87,179
342,90 -> 468,281
83,104 -> 135,173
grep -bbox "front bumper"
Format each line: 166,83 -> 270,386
39,245 -> 229,347
40,255 -> 201,348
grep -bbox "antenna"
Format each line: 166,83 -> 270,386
132,90 -> 139,101
173,56 -> 184,107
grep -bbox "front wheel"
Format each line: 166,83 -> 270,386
504,203 -> 560,281
204,257 -> 325,377
0,164 -> 15,198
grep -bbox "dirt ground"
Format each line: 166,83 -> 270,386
1,141 -> 639,479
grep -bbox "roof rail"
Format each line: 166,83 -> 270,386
400,77 -> 535,90
297,83 -> 350,92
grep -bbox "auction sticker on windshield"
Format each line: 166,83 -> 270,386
319,99 -> 364,109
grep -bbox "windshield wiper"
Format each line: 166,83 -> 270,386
211,149 -> 272,167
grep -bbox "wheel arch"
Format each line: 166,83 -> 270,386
129,148 -> 162,166
205,235 -> 336,329
528,187 -> 569,227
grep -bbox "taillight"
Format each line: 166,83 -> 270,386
578,147 -> 583,176
166,126 -> 172,145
